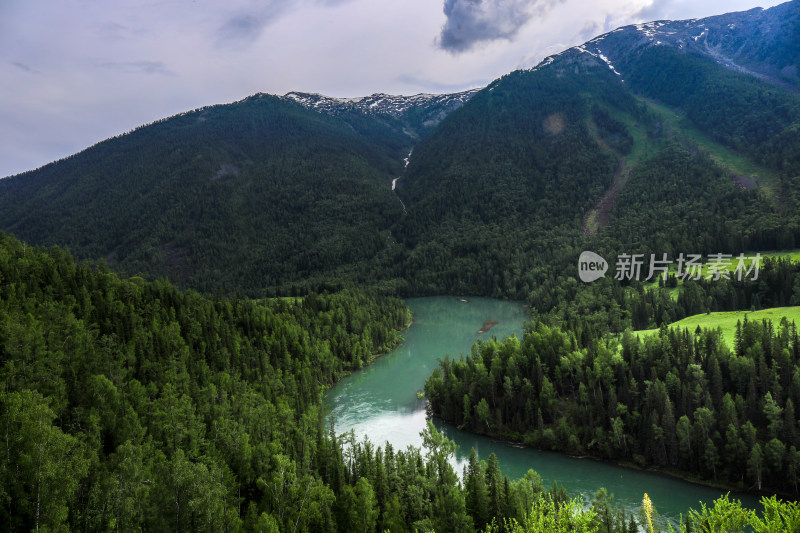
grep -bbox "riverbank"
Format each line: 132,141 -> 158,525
320,308 -> 414,392
363,312 -> 414,366
324,296 -> 764,522
450,423 -> 783,502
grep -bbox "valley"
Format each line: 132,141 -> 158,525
2,1 -> 800,531
326,297 -> 762,528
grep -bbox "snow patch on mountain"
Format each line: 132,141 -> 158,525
596,50 -> 623,76
283,89 -> 480,119
527,56 -> 555,72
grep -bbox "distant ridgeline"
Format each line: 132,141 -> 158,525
0,4 -> 799,304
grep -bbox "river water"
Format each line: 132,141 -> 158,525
324,296 -> 761,523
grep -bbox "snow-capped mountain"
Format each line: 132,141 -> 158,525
2,1 -> 798,300
528,1 -> 798,90
282,89 -> 481,136
283,89 -> 479,118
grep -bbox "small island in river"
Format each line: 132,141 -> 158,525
477,319 -> 499,333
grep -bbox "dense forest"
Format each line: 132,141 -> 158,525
425,307 -> 800,495
0,230 -> 415,531
0,230 -> 639,532
3,230 -> 800,531
3,227 -> 800,531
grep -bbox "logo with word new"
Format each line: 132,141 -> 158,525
578,251 -> 608,283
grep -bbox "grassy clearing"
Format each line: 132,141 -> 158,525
604,106 -> 653,172
640,97 -> 779,202
635,306 -> 800,348
261,296 -> 304,305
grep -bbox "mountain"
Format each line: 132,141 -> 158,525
283,89 -> 480,136
385,2 -> 800,297
1,1 -> 799,300
0,94 -> 420,296
7,4 -> 800,527
554,1 -> 800,90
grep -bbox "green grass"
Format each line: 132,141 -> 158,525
640,97 -> 779,201
605,106 -> 653,173
260,296 -> 304,305
635,306 -> 800,349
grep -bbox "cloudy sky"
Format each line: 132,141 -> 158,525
0,0 -> 786,178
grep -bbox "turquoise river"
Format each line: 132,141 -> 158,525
324,296 -> 761,525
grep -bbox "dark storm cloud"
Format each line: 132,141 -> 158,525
437,0 -> 563,53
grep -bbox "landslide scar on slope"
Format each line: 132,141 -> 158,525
582,116 -> 629,237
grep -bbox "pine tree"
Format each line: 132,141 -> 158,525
485,453 -> 503,524
784,398 -> 797,446
465,448 -> 489,529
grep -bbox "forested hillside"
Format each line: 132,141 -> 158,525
1,5 -> 800,302
3,230 -> 799,532
0,230 -> 642,533
621,46 -> 800,179
0,230 -> 415,530
0,94 -> 411,296
426,314 -> 800,493
382,65 -> 625,296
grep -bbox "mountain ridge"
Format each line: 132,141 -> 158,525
283,88 -> 480,137
0,1 -> 798,299
283,89 -> 479,118
526,1 -> 799,90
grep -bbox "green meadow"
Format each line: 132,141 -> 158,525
635,306 -> 800,348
